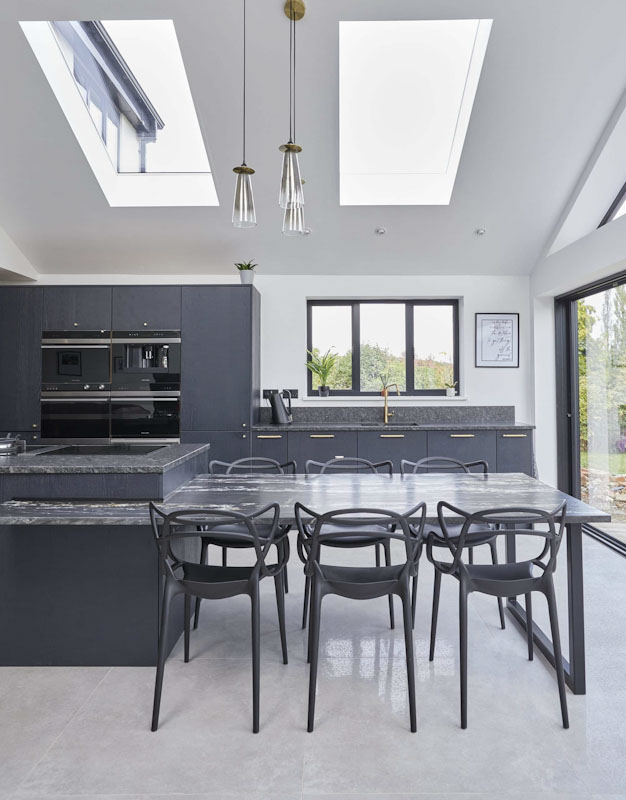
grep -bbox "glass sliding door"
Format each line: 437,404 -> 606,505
577,285 -> 626,545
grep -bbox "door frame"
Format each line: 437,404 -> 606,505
555,269 -> 626,556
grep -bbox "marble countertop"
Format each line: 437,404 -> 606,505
0,443 -> 210,475
0,472 -> 608,525
252,422 -> 535,432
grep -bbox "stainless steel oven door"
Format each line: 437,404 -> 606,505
40,394 -> 111,442
110,394 -> 180,442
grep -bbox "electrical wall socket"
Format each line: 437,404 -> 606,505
262,389 -> 299,399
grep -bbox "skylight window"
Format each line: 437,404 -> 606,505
20,19 -> 217,207
339,19 -> 492,206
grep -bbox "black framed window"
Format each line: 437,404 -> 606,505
306,299 -> 459,396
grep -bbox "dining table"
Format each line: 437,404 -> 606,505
0,471 -> 609,682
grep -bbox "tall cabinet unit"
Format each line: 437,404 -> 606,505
181,286 -> 260,463
0,287 -> 43,437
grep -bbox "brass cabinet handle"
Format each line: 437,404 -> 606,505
310,434 -> 335,438
450,434 -> 475,438
502,433 -> 527,438
380,434 -> 405,438
257,435 -> 282,439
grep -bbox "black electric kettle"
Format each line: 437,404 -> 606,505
268,390 -> 293,424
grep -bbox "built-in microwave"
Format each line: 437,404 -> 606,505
41,331 -> 111,387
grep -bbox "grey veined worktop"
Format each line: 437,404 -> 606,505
0,443 -> 210,502
252,422 -> 534,432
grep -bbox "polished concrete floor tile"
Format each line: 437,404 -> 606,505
0,667 -> 109,797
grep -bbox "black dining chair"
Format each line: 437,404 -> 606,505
401,456 -> 505,648
295,501 -> 426,732
195,457 -> 296,627
149,502 -> 289,733
302,457 -> 396,629
427,500 -> 569,730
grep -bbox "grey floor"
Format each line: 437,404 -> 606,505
1,533 -> 625,800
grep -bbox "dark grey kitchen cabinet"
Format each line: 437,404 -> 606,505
496,429 -> 533,475
112,286 -> 181,331
357,430 -> 427,473
288,431 -> 358,472
180,430 -> 250,463
427,430 -> 497,472
181,286 -> 260,432
252,432 -> 289,464
0,288 -> 42,431
42,287 -> 112,330
0,431 -> 42,444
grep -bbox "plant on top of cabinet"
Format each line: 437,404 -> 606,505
234,259 -> 257,285
306,348 -> 339,397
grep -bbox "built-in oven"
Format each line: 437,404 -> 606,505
112,331 -> 181,391
42,331 -> 111,387
110,391 -> 180,442
40,389 -> 111,442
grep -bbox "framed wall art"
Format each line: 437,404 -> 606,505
475,312 -> 519,368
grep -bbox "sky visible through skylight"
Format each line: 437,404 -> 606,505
340,19 -> 492,206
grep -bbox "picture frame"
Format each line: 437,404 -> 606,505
475,312 -> 519,368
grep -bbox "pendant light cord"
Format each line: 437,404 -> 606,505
242,0 -> 247,164
288,0 -> 293,142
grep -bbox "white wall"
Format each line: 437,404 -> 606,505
257,274 -> 533,421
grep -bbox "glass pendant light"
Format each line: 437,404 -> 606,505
280,0 -> 305,234
232,0 -> 256,228
282,204 -> 305,236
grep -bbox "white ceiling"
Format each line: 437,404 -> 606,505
1,0 -> 626,277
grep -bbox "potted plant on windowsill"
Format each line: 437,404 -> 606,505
235,260 -> 257,285
306,348 -> 338,397
445,380 -> 457,397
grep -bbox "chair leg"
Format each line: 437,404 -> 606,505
274,572 -> 288,665
459,583 -> 469,729
545,580 -> 569,729
184,594 -> 191,664
411,563 -> 419,630
250,581 -> 261,733
384,540 -> 395,630
222,546 -> 228,567
429,569 -> 442,662
283,565 -> 289,594
525,592 -> 534,661
302,574 -> 311,630
193,539 -> 209,629
307,581 -> 323,732
468,547 -> 474,565
375,543 -> 381,567
401,589 -> 417,732
151,582 -> 174,732
489,540 -> 506,629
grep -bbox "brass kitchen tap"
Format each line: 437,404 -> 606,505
382,383 -> 400,424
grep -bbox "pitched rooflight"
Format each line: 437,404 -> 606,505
21,19 -> 217,207
339,19 -> 492,206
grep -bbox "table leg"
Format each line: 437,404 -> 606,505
506,522 -> 586,695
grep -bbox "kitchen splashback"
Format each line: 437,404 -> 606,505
258,405 -> 516,425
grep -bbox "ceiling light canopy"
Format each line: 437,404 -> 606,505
339,19 -> 492,206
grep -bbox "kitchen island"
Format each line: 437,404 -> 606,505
0,472 -> 608,692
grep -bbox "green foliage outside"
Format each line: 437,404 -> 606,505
308,343 -> 453,392
578,287 -> 626,457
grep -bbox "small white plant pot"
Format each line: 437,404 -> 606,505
446,388 -> 456,397
239,271 -> 255,285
